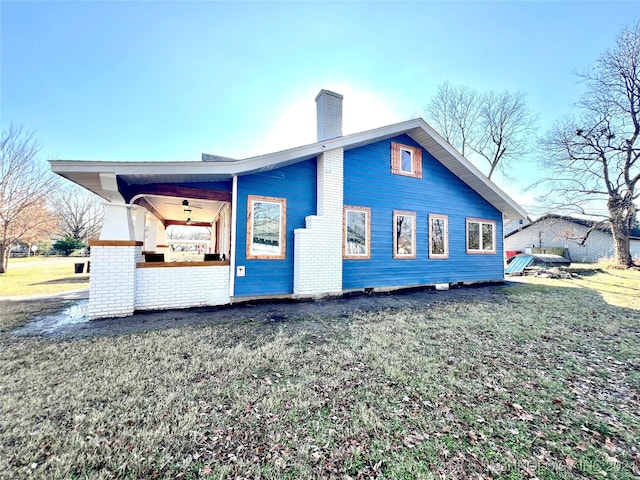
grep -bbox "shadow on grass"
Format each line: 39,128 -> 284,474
572,270 -> 640,295
30,275 -> 89,286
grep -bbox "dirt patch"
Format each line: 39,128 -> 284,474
16,282 -> 509,340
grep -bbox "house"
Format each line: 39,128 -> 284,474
50,90 -> 527,319
504,214 -> 640,263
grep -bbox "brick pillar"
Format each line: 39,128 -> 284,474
88,240 -> 142,319
294,148 -> 343,296
89,202 -> 139,319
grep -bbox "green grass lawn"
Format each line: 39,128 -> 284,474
0,269 -> 639,479
0,257 -> 89,298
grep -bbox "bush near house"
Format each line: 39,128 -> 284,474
52,237 -> 85,256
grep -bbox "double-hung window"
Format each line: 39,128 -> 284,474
393,210 -> 416,259
429,214 -> 449,259
466,218 -> 496,254
344,206 -> 371,259
247,195 -> 286,259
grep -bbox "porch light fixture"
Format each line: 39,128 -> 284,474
182,200 -> 189,207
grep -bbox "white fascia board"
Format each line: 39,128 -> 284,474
49,118 -> 527,219
406,120 -> 528,220
50,160 -> 234,176
48,120 -> 422,178
329,119 -> 527,220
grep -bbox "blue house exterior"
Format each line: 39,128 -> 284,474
51,89 -> 527,319
342,134 -> 504,291
234,160 -> 317,297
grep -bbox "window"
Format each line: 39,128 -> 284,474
466,218 -> 496,254
391,142 -> 422,178
247,195 -> 286,259
401,149 -> 413,173
344,206 -> 371,259
429,214 -> 449,259
393,211 -> 416,259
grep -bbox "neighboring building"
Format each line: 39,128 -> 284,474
504,218 -> 531,236
504,214 -> 640,263
50,90 -> 527,319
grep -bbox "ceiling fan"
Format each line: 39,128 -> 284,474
165,199 -> 204,209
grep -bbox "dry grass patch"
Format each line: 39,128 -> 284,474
519,264 -> 640,309
1,280 -> 639,479
0,257 -> 89,298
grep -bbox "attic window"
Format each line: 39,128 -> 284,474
391,142 -> 422,178
466,218 -> 496,254
247,195 -> 286,259
401,149 -> 413,172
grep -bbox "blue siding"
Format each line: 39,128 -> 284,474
343,134 -> 504,290
234,160 -> 317,297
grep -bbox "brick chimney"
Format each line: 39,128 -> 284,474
315,89 -> 343,141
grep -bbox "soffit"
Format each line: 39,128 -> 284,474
139,194 -> 224,224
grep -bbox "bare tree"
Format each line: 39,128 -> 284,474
51,184 -> 104,243
424,82 -> 480,157
424,84 -> 537,179
0,126 -> 59,272
473,91 -> 537,179
538,22 -> 640,267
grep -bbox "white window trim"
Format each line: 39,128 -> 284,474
466,218 -> 496,254
400,148 -> 414,174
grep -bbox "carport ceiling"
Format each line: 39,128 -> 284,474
140,195 -> 225,224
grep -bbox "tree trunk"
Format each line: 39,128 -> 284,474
608,195 -> 634,267
611,224 -> 632,267
0,243 -> 6,274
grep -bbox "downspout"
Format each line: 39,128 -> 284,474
228,175 -> 238,302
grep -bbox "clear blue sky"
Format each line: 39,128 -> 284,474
2,1 -> 639,210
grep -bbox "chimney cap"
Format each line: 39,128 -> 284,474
315,89 -> 344,102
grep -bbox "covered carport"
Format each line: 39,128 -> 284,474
49,161 -> 235,319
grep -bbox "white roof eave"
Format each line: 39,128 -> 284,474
49,118 -> 527,219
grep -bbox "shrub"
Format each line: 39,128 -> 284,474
53,237 -> 85,256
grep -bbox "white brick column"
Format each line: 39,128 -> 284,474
294,148 -> 344,296
88,176 -> 140,318
88,240 -> 142,319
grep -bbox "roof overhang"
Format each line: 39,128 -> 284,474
50,118 -> 528,220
